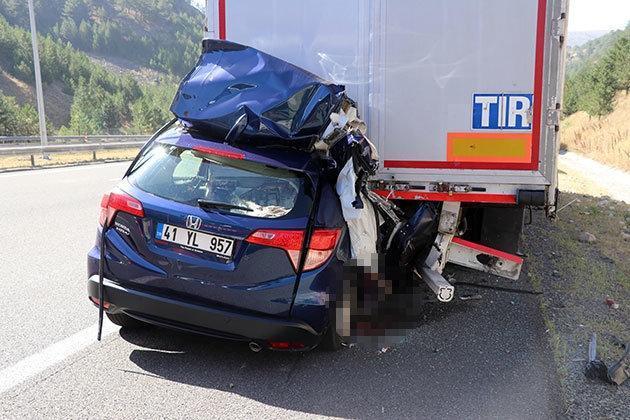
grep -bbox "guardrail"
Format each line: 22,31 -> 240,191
0,134 -> 149,144
0,141 -> 146,155
0,138 -> 147,167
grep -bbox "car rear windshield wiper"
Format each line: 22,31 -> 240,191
197,199 -> 253,212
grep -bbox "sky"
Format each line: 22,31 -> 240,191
568,0 -> 629,31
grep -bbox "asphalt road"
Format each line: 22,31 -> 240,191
0,163 -> 561,419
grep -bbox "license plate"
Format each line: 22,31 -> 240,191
156,223 -> 234,257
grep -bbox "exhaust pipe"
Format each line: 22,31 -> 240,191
248,341 -> 262,353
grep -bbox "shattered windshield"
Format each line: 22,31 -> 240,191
128,143 -> 308,219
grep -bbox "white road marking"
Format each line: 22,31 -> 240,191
0,161 -> 130,178
0,321 -> 119,394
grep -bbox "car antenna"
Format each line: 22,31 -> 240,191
96,222 -> 107,341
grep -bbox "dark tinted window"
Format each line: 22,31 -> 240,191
128,143 -> 309,218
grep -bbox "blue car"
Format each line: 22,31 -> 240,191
87,123 -> 349,351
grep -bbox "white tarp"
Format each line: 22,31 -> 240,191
336,159 -> 377,266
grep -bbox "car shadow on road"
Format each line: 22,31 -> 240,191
118,276 -> 560,418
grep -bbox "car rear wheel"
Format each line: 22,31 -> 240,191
106,312 -> 145,328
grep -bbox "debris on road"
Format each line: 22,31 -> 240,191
607,344 -> 630,386
578,232 -> 597,243
604,298 -> 620,310
453,281 -> 542,295
585,333 -> 608,381
459,294 -> 483,301
584,333 -> 630,386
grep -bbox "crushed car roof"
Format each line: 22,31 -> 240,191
170,39 -> 346,150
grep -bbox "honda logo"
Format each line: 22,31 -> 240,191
185,215 -> 202,230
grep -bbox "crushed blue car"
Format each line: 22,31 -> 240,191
87,40 -> 434,351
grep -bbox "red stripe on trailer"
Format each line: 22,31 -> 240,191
529,0 -> 548,171
384,0 -> 547,171
218,0 -> 226,40
451,237 -> 523,264
372,189 -> 517,204
383,160 -> 536,170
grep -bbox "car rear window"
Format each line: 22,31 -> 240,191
127,143 -> 310,218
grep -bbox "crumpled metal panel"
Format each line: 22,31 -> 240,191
171,39 -> 346,149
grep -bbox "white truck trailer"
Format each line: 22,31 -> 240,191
202,0 -> 568,298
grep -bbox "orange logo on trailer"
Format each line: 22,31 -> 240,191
446,132 -> 532,164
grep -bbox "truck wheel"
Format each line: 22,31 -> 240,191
106,312 -> 145,328
320,325 -> 344,351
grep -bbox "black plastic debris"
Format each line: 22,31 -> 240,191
585,333 -> 630,386
387,203 -> 439,271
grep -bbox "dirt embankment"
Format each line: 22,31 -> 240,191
561,92 -> 630,172
523,157 -> 629,418
0,68 -> 72,128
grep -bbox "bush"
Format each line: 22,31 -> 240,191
0,94 -> 39,136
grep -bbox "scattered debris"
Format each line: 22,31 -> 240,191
604,298 -> 620,310
622,232 -> 630,241
556,198 -> 578,213
229,383 -> 234,389
453,281 -> 542,295
596,199 -> 609,207
585,333 -> 630,386
552,270 -> 561,277
585,333 -> 609,381
578,232 -> 597,243
459,294 -> 483,301
379,347 -> 390,354
608,345 -> 630,386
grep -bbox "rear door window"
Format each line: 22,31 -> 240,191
127,143 -> 310,219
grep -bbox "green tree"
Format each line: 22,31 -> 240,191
130,84 -> 175,133
0,94 -> 39,136
607,36 -> 630,92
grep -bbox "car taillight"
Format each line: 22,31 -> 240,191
98,189 -> 144,226
245,228 -> 340,271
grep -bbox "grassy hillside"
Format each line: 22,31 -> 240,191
0,15 -> 177,135
564,24 -> 629,117
561,24 -> 630,170
566,26 -> 629,76
0,0 -> 201,136
561,92 -> 630,171
0,0 -> 204,76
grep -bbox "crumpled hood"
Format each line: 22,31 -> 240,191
170,39 -> 346,150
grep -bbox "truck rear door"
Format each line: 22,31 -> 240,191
206,0 -> 566,209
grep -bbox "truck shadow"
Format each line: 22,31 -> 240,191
118,271 -> 560,418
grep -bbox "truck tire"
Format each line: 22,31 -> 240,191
106,312 -> 145,328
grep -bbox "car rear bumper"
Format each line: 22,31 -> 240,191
87,275 -> 321,349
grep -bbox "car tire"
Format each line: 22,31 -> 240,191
320,325 -> 344,351
106,312 -> 145,328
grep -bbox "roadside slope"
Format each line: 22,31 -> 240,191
523,157 -> 630,418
